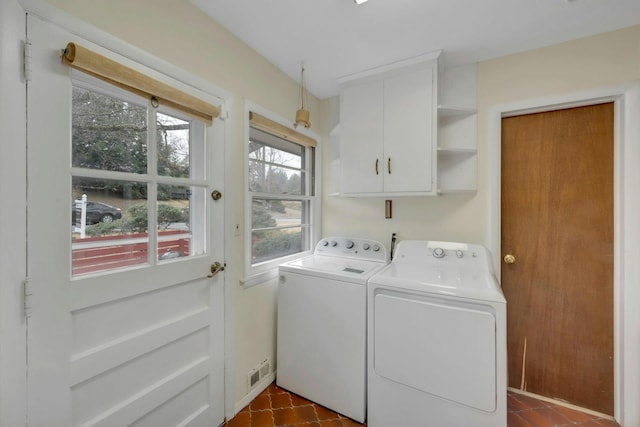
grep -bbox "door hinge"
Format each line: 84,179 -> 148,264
23,277 -> 33,319
24,39 -> 32,82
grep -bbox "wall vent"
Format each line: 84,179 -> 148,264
248,368 -> 260,390
259,358 -> 270,378
247,358 -> 272,392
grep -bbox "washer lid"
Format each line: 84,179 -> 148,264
369,263 -> 506,303
280,254 -> 387,283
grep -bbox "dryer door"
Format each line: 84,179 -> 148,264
373,292 -> 497,412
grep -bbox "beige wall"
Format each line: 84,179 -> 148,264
44,0 -> 325,408
35,0 -> 640,413
324,25 -> 640,251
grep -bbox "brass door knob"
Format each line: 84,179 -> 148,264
207,261 -> 225,278
504,254 -> 516,264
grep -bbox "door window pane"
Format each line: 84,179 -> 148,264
157,184 -> 206,261
157,112 -> 191,178
72,177 -> 149,276
72,86 -> 147,173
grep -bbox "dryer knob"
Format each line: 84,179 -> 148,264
455,250 -> 464,258
321,240 -> 329,246
433,247 -> 445,258
331,240 -> 338,247
363,243 -> 370,250
372,244 -> 381,252
345,240 -> 355,249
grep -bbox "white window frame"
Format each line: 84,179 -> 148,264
242,102 -> 321,287
70,70 -> 209,276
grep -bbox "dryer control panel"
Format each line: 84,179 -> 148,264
392,240 -> 495,273
315,237 -> 388,262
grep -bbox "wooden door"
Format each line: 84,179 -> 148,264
26,15 -> 225,426
501,103 -> 614,414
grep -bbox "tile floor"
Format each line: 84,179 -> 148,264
222,382 -> 620,427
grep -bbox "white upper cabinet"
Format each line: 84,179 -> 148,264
339,55 -> 438,197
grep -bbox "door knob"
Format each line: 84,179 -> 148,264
503,254 -> 516,264
207,261 -> 225,278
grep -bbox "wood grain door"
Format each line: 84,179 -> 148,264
501,103 -> 614,414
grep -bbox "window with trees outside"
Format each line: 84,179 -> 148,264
71,72 -> 207,276
247,113 -> 317,277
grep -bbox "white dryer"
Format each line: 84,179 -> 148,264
367,240 -> 506,427
277,237 -> 387,423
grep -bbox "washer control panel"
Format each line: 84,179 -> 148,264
315,237 -> 387,262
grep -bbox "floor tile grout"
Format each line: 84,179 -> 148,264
223,382 -> 619,427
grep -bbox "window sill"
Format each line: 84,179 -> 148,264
240,269 -> 279,289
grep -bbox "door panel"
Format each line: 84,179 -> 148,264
501,103 -> 613,414
26,15 -> 225,426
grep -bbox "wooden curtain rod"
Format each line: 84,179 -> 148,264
62,42 -> 219,125
249,111 -> 316,148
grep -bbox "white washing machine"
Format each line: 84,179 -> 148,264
277,237 -> 388,423
367,240 -> 506,427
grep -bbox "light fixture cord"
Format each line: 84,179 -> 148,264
299,65 -> 306,109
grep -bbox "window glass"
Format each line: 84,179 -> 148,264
71,177 -> 149,275
72,86 -> 147,173
156,184 -> 206,261
157,112 -> 191,178
71,74 -> 207,276
248,121 -> 315,270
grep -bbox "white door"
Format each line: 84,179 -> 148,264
340,79 -> 384,195
26,15 -> 225,427
382,67 -> 434,193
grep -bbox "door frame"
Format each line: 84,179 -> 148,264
488,83 -> 640,426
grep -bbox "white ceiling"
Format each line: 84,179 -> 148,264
191,0 -> 640,100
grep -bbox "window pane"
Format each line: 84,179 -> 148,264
157,112 -> 191,178
72,86 -> 147,173
157,184 -> 206,261
249,161 -> 304,195
252,227 -> 304,265
71,177 -> 149,276
251,199 -> 309,265
249,142 -> 302,169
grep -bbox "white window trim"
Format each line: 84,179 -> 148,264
242,102 -> 321,288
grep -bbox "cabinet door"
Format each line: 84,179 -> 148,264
383,67 -> 434,193
340,80 -> 384,195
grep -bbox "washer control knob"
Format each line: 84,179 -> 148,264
321,240 -> 329,246
345,240 -> 355,249
331,240 -> 338,247
433,248 -> 445,258
363,243 -> 370,250
455,250 -> 464,258
372,244 -> 381,252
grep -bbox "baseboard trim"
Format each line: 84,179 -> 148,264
507,387 -> 616,421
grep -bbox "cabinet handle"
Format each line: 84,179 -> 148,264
375,159 -> 379,175
387,158 -> 391,174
